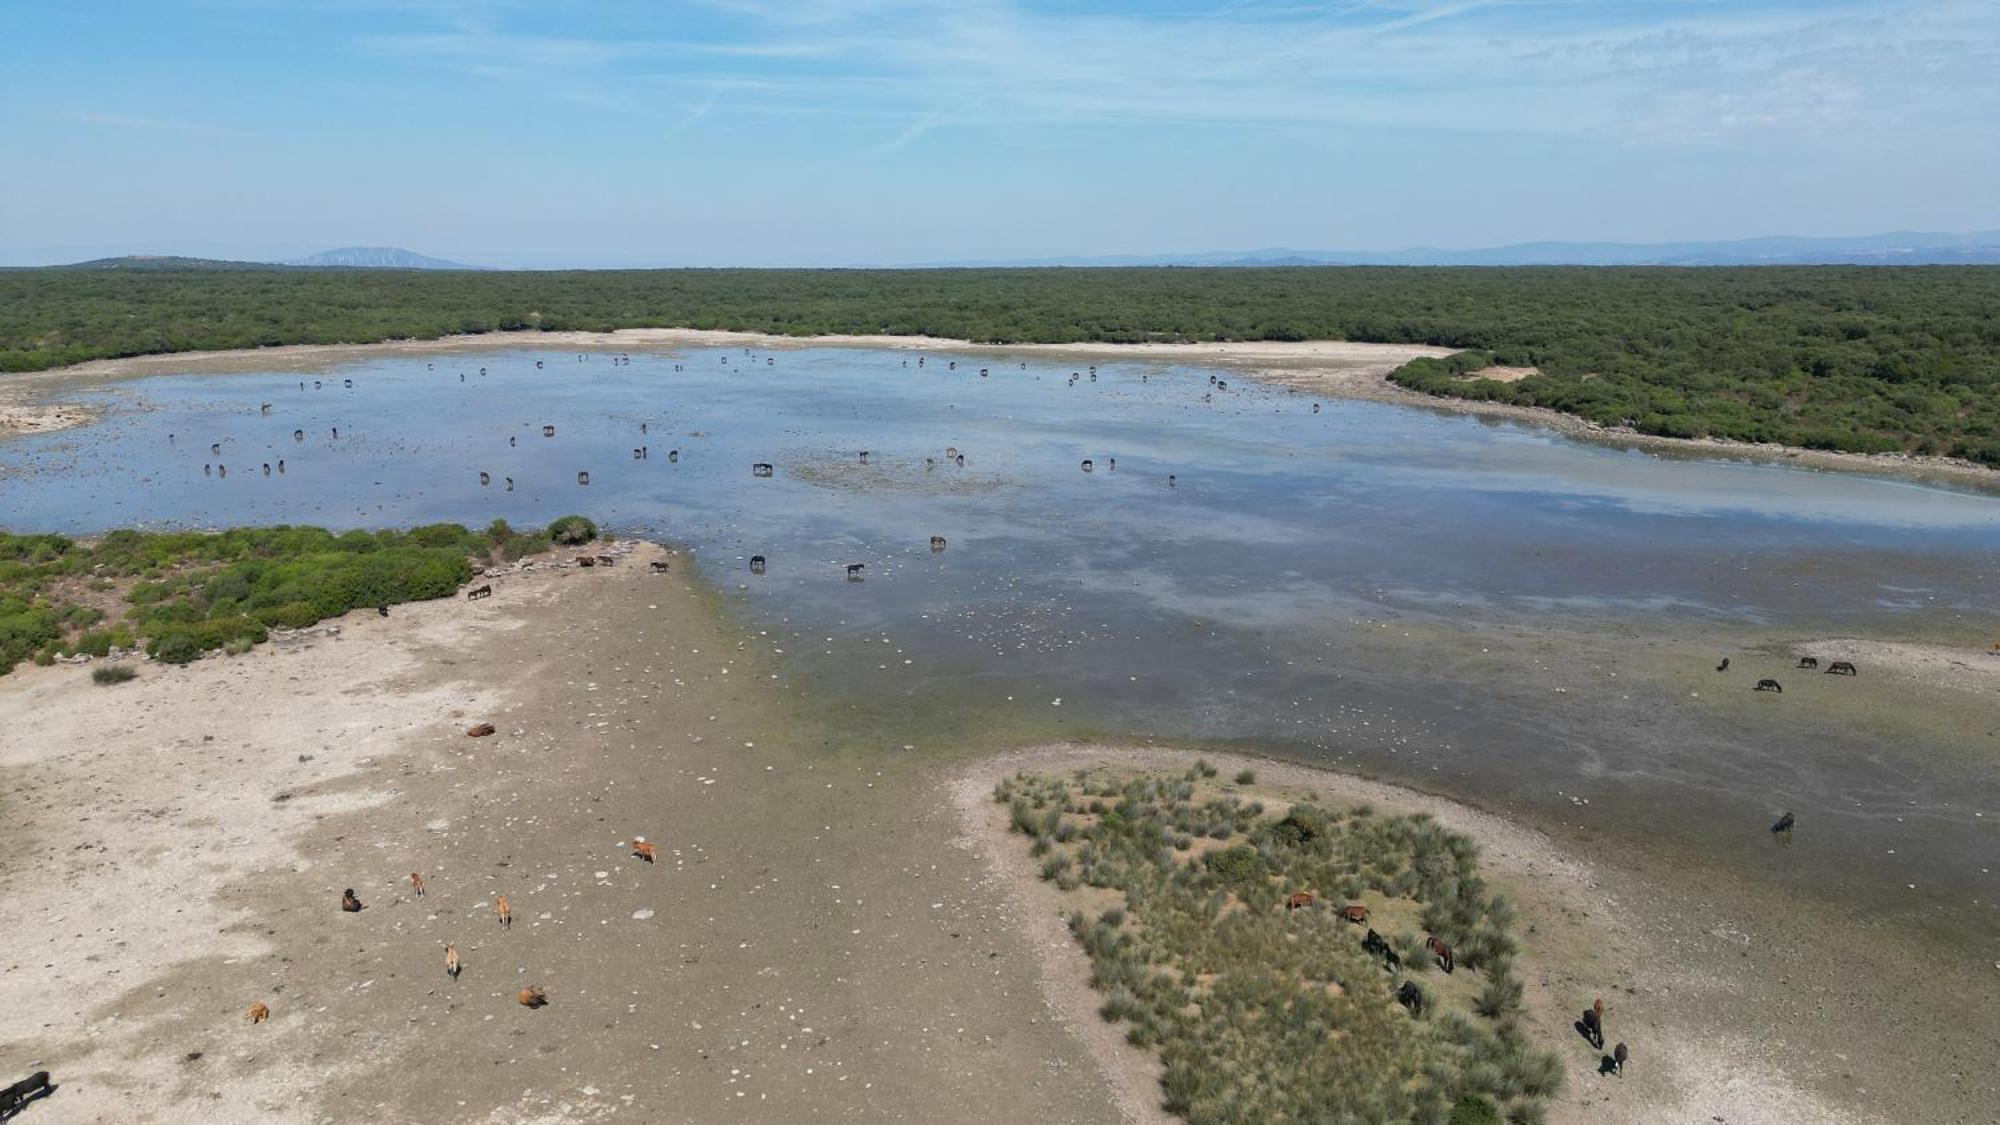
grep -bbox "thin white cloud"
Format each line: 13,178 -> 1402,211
346,1 -> 2000,146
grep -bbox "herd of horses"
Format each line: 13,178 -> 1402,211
1732,655 -> 1859,695
1286,881 -> 1629,1076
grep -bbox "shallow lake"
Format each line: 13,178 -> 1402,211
5,344 -> 1997,942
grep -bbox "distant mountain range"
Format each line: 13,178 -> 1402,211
49,247 -> 477,270
936,230 -> 2000,268
286,247 -> 475,269
31,231 -> 2000,271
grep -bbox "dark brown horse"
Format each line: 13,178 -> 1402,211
846,563 -> 866,581
1827,661 -> 1857,676
1797,656 -> 1819,669
750,555 -> 767,575
1425,935 -> 1453,973
1755,679 -> 1783,692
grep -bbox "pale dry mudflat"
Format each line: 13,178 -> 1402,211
0,543 -> 1126,1124
0,538 -> 1955,1125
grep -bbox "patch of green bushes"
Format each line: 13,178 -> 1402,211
996,768 -> 1563,1123
0,521 -> 577,674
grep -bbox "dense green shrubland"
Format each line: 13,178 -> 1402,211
3,265 -> 1997,464
0,518 -> 588,673
996,767 -> 1560,1124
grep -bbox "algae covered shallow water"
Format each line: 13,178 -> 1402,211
4,344 -> 1997,946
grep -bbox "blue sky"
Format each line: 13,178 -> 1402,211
2,0 -> 1995,267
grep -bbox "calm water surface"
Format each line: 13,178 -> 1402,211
5,346 -> 1997,940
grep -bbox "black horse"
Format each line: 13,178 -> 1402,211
1396,980 -> 1424,1016
1755,678 -> 1783,693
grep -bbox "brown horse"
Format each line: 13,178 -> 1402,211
1285,891 -> 1316,911
1797,656 -> 1819,669
496,894 -> 512,929
1339,904 -> 1370,924
1826,661 -> 1857,676
410,872 -> 425,896
247,1001 -> 270,1024
750,555 -> 767,575
632,840 -> 658,863
1425,935 -> 1454,973
445,944 -> 461,979
517,986 -> 548,1009
341,888 -> 363,913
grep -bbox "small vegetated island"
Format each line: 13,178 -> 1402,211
0,516 -> 597,674
4,265 -> 1999,465
996,764 -> 1560,1125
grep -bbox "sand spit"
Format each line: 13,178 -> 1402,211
0,544 -> 1126,1124
950,744 -> 1877,1125
0,397 -> 101,435
1793,638 -> 2000,696
22,327 -> 1997,490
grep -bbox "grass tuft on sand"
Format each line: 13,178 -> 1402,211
995,766 -> 1561,1124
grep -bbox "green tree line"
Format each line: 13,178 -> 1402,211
3,265 -> 1996,464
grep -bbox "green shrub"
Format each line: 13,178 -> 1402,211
153,634 -> 202,665
91,664 -> 137,685
1448,1096 -> 1501,1125
1234,768 -> 1257,785
547,515 -> 598,545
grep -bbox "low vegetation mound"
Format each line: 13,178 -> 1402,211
0,518 -> 586,673
3,265 -> 1997,464
996,764 -> 1560,1124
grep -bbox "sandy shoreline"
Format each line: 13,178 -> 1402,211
11,327 -> 1995,491
0,534 -> 1941,1122
0,545 -> 1131,1123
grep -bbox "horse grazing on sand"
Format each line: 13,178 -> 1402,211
752,463 -> 774,477
1771,811 -> 1795,838
1797,656 -> 1819,669
341,889 -> 363,913
750,555 -> 767,575
577,471 -> 590,486
1716,657 -> 1730,672
1826,660 -> 1857,676
846,563 -> 866,581
930,536 -> 948,553
1755,679 -> 1783,693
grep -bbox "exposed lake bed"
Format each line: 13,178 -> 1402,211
3,332 -> 1996,1122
